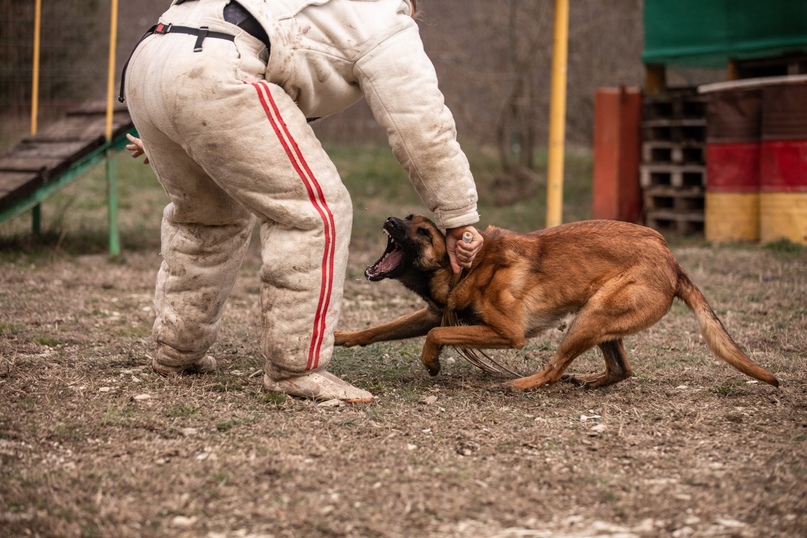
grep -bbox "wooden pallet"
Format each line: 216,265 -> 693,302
642,141 -> 704,165
645,209 -> 705,235
640,163 -> 706,189
642,90 -> 707,120
643,186 -> 705,213
642,118 -> 707,144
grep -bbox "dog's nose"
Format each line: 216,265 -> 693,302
385,217 -> 404,232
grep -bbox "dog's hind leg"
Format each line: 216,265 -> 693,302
508,279 -> 666,391
561,339 -> 633,388
506,324 -> 597,390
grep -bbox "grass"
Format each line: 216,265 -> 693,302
2,141 -> 807,538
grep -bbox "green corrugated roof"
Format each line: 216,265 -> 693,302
643,0 -> 807,68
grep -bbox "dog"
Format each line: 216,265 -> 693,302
334,215 -> 779,390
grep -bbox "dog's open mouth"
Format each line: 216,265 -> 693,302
365,231 -> 404,281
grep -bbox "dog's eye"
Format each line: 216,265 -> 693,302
416,227 -> 432,239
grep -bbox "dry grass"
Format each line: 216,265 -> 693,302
1,150 -> 806,537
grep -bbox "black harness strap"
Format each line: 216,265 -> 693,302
118,1 -> 270,104
154,22 -> 236,49
118,25 -> 156,103
118,23 -> 236,103
193,26 -> 210,52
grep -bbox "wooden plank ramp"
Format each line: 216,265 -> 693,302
0,101 -> 134,225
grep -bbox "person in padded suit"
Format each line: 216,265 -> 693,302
122,0 -> 483,402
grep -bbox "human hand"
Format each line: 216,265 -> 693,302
125,133 -> 149,164
445,225 -> 483,273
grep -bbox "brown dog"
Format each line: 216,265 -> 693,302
335,215 -> 779,390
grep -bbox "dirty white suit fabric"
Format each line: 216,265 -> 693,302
124,0 -> 479,376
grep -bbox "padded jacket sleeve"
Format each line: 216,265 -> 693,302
354,24 -> 479,230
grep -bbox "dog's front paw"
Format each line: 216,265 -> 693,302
423,359 -> 441,377
420,343 -> 442,376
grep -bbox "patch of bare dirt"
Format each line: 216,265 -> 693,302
1,241 -> 806,537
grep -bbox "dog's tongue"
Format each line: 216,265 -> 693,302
365,246 -> 403,280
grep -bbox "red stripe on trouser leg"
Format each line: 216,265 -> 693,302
253,81 -> 336,371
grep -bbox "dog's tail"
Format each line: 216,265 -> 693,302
676,271 -> 779,387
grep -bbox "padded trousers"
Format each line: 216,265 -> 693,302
124,0 -> 352,376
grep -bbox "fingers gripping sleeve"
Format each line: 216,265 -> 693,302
355,26 -> 479,230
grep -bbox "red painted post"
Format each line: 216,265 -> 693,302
592,87 -> 643,222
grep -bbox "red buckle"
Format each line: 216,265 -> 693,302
155,23 -> 171,34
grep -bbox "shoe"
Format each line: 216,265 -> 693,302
152,355 -> 217,376
263,370 -> 373,403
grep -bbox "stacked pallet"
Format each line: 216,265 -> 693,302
640,89 -> 707,235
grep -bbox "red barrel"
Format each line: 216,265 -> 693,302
760,83 -> 807,244
704,88 -> 761,241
